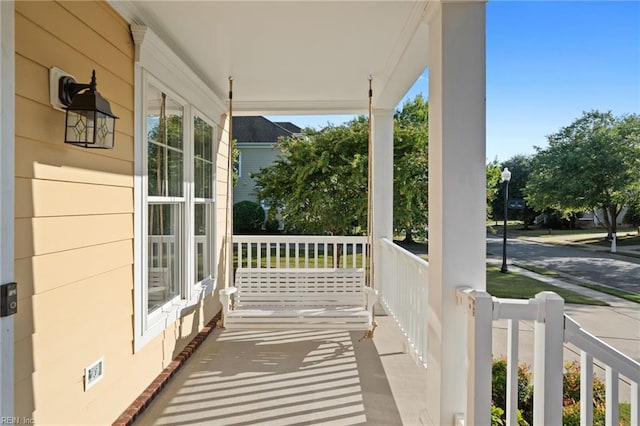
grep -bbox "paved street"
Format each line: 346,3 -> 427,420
487,235 -> 640,294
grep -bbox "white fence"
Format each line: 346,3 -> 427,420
377,238 -> 429,367
458,288 -> 640,426
233,235 -> 368,270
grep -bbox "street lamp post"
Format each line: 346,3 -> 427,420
500,167 -> 512,273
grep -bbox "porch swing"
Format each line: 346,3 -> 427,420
219,78 -> 379,333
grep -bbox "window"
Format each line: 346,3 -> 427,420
133,25 -> 226,351
143,80 -> 216,326
146,87 -> 184,314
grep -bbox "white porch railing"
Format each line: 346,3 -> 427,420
233,235 -> 368,270
377,237 -> 429,367
458,288 -> 640,426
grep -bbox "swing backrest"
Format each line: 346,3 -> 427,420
234,267 -> 366,309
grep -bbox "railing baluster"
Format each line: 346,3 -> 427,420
580,351 -> 593,426
506,319 -> 519,426
314,242 -> 318,268
605,367 -> 619,426
533,292 -> 564,426
266,242 -> 271,268
631,381 -> 639,426
285,241 -> 290,268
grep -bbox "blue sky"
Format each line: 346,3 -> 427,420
268,1 -> 639,163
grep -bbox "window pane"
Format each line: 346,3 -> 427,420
147,142 -> 164,197
194,203 -> 211,282
194,116 -> 214,200
204,162 -> 213,199
194,116 -> 213,162
194,158 -> 204,199
148,204 -> 182,313
167,149 -> 183,197
147,85 -> 184,197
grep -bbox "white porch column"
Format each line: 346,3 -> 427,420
371,108 -> 394,293
0,0 -> 15,417
425,1 -> 486,425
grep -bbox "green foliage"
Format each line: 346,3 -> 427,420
492,358 -> 533,425
491,359 -> 616,426
490,155 -> 536,224
623,202 -> 640,227
254,117 -> 369,235
491,406 -> 505,426
526,111 -> 640,235
254,96 -> 429,236
394,95 -> 429,240
562,361 -> 606,426
487,160 -> 502,220
233,201 -> 265,234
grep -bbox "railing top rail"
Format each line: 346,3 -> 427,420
565,315 -> 640,383
459,288 -> 640,383
233,235 -> 368,243
378,237 -> 429,269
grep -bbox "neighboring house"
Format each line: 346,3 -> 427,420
233,116 -> 301,205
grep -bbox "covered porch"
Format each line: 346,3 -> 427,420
112,1 -> 488,421
111,0 -> 639,424
135,235 -> 639,425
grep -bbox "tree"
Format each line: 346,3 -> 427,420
486,160 -> 502,221
490,155 -> 535,227
394,95 -> 429,242
254,96 -> 430,237
525,111 -> 640,236
254,117 -> 369,235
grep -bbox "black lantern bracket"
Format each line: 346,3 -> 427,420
49,67 -> 76,111
49,67 -> 118,149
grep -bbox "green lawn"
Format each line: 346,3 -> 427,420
512,262 -> 558,276
575,283 -> 640,304
486,265 -> 608,306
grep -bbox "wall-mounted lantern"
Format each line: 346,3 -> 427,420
58,70 -> 118,149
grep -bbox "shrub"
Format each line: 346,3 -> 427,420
492,358 -> 533,425
492,359 -> 615,426
562,361 -> 606,426
233,201 -> 265,234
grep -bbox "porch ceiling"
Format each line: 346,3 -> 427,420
112,1 -> 430,115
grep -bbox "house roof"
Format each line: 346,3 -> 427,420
233,116 -> 301,143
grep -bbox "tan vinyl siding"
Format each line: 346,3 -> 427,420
216,114 -> 232,287
15,2 -> 228,423
13,1 -> 138,423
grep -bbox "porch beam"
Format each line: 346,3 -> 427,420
371,108 -> 394,294
425,1 -> 486,425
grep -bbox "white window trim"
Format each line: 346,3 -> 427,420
133,25 -> 225,352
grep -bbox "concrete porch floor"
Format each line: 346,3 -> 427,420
134,316 -> 429,426
133,296 -> 639,425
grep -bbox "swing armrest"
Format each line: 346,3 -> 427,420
220,287 -> 238,313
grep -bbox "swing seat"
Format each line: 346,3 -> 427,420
220,267 -> 377,330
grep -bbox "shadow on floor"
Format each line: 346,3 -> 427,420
134,328 -> 403,426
